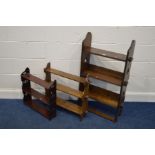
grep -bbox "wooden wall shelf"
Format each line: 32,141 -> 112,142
44,62 -> 89,120
79,32 -> 136,122
21,68 -> 56,120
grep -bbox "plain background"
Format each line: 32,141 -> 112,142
0,1 -> 155,155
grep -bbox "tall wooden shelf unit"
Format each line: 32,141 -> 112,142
21,68 -> 56,120
79,32 -> 136,122
44,62 -> 89,120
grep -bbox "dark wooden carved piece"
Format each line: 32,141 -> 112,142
21,68 -> 32,102
21,68 -> 56,120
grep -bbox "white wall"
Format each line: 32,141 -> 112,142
0,26 -> 155,101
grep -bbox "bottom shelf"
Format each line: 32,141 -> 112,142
88,84 -> 120,108
23,88 -> 49,104
88,106 -> 115,122
24,100 -> 56,120
56,97 -> 83,116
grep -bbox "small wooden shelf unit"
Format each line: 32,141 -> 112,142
79,32 -> 136,122
21,68 -> 56,120
44,62 -> 89,120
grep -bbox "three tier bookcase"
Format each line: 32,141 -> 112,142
79,32 -> 136,122
44,62 -> 89,120
21,68 -> 56,120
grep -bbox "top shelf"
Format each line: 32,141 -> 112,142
22,73 -> 51,89
85,47 -> 127,61
45,67 -> 87,84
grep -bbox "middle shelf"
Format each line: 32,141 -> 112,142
83,64 -> 124,86
56,83 -> 84,99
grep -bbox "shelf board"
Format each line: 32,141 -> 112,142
24,100 -> 54,119
55,83 -> 84,99
88,84 -> 120,108
22,73 -> 51,89
23,88 -> 49,105
88,106 -> 115,122
57,97 -> 83,115
45,68 -> 86,84
85,64 -> 124,86
86,47 -> 126,61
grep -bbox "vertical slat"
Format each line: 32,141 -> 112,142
81,79 -> 89,115
21,68 -> 32,102
121,40 -> 136,101
117,40 -> 136,118
48,80 -> 57,116
44,62 -> 52,96
79,32 -> 92,92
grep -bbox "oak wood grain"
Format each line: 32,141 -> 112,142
22,73 -> 51,89
45,67 -> 86,84
87,47 -> 126,61
57,97 -> 83,115
89,84 -> 119,108
85,64 -> 123,86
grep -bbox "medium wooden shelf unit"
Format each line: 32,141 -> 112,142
79,32 -> 136,122
44,62 -> 89,120
21,68 -> 57,120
